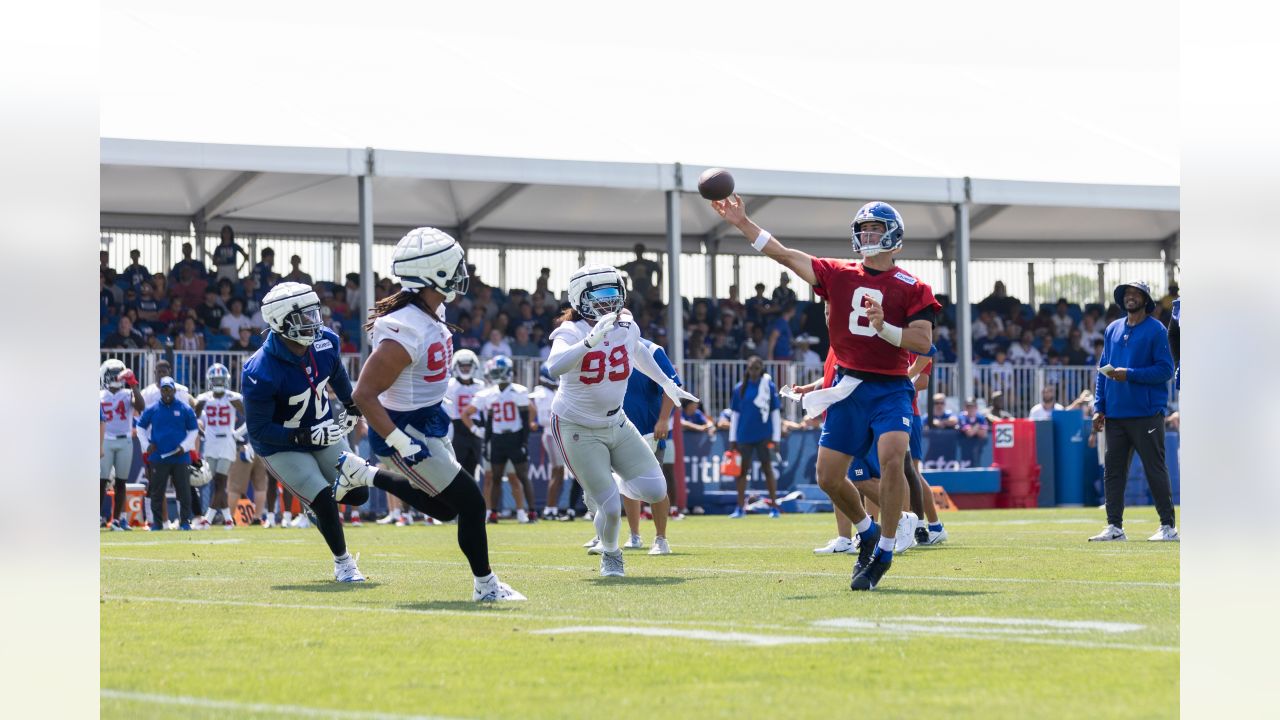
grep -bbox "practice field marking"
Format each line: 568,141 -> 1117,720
99,538 -> 247,547
888,616 -> 1145,633
811,617 -> 1176,653
101,688 -> 467,720
531,625 -> 833,646
101,555 -> 1179,588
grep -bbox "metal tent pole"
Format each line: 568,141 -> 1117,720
954,198 -> 973,403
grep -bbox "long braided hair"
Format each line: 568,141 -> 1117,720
365,289 -> 460,333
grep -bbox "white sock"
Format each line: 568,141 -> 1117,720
334,552 -> 351,563
474,572 -> 495,586
854,516 -> 872,534
204,508 -> 217,522
877,536 -> 896,553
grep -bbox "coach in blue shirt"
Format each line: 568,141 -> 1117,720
728,356 -> 782,518
137,377 -> 200,530
1089,281 -> 1178,542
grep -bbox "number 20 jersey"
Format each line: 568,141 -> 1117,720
811,258 -> 941,377
549,309 -> 641,429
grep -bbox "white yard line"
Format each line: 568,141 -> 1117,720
101,688 -> 466,720
100,555 -> 1179,588
531,625 -> 833,646
885,616 -> 1146,633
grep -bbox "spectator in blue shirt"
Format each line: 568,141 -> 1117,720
1089,281 -> 1178,542
957,397 -> 989,467
121,249 -> 151,290
136,377 -> 199,530
169,242 -> 207,282
212,225 -> 249,282
252,247 -> 276,291
728,356 -> 782,518
928,393 -> 958,431
766,304 -> 795,361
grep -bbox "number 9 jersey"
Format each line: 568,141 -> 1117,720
364,301 -> 455,458
548,309 -> 640,429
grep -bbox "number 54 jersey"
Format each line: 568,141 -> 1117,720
549,309 -> 641,429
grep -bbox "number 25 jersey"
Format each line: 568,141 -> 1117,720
548,309 -> 641,429
811,258 -> 941,377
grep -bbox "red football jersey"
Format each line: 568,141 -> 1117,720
811,258 -> 941,376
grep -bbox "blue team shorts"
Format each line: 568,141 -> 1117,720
909,414 -> 924,461
820,377 -> 914,463
845,455 -> 880,482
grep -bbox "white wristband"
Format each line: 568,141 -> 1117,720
752,230 -> 772,252
876,322 -> 904,347
386,428 -> 413,453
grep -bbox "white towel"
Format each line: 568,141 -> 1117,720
754,373 -> 774,423
801,375 -> 861,418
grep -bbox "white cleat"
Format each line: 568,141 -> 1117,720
583,535 -> 601,552
290,513 -> 311,529
1148,525 -> 1179,542
600,549 -> 625,577
281,512 -> 293,528
894,514 -> 918,553
924,527 -> 949,545
623,533 -> 645,550
334,553 -> 365,583
1088,524 -> 1127,542
516,509 -> 530,524
474,577 -> 527,602
814,536 -> 855,555
648,537 -> 671,555
334,451 -> 376,503
376,512 -> 398,525
261,514 -> 276,529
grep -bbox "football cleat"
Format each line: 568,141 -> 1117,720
914,525 -> 930,545
1088,525 -> 1127,542
334,451 -> 376,503
649,537 -> 671,555
924,527 -> 949,545
768,507 -> 781,519
728,507 -> 745,519
851,549 -> 893,591
814,537 -> 855,555
376,512 -> 397,525
334,553 -> 365,583
560,508 -> 576,522
854,521 -> 881,575
112,518 -> 132,532
290,513 -> 311,529
262,513 -> 276,529
516,509 -> 530,524
623,534 -> 645,550
473,578 -> 527,602
1148,525 -> 1179,542
600,549 -> 625,577
487,511 -> 499,525
583,535 -> 600,548
178,521 -> 192,531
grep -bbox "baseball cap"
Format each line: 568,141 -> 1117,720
159,377 -> 176,389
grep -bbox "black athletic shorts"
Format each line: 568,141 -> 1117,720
489,432 -> 528,467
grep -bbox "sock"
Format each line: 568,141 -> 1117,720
307,490 -> 347,558
877,536 -> 896,554
929,522 -> 943,532
853,516 -> 872,535
204,508 -> 217,522
474,572 -> 495,586
334,551 -> 351,563
432,470 -> 493,577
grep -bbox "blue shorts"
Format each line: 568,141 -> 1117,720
909,414 -> 924,461
845,456 -> 880,482
820,377 -> 914,462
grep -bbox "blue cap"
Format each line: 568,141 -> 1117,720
159,377 -> 176,389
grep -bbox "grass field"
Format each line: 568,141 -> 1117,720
101,507 -> 1179,719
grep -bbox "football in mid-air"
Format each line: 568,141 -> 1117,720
697,168 -> 735,201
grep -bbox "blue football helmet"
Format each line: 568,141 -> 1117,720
485,355 -> 514,384
850,201 -> 905,257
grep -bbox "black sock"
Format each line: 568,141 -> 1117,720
100,479 -> 109,517
113,478 -> 128,519
435,470 -> 491,577
372,470 -> 458,521
307,487 -> 347,558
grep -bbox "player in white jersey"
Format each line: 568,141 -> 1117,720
545,265 -> 698,577
100,359 -> 144,530
194,363 -> 246,528
529,364 -> 569,520
335,227 -> 524,601
463,356 -> 537,523
141,358 -> 195,408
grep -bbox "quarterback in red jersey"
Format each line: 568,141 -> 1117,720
713,195 -> 940,591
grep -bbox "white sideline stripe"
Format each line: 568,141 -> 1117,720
532,625 -> 832,646
887,616 -> 1145,633
100,556 -> 1179,588
100,538 -> 246,547
101,688 -> 465,719
810,618 -> 1175,653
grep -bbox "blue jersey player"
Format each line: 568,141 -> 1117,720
242,282 -> 367,582
616,338 -> 680,555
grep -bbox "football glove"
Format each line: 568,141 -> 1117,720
119,368 -> 139,388
385,428 -> 428,465
297,422 -> 344,447
334,406 -> 359,435
584,312 -> 618,349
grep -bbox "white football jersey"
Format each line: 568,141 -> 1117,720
141,381 -> 192,409
444,377 -> 488,421
368,303 -> 454,411
197,390 -> 243,459
99,389 -> 135,436
474,383 -> 530,435
549,310 -> 642,428
529,385 -> 554,428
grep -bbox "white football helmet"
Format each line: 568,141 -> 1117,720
392,227 -> 469,302
452,349 -> 480,381
485,355 -> 514,384
100,359 -> 126,391
261,282 -> 324,346
189,462 -> 213,488
567,265 -> 626,320
206,363 -> 231,395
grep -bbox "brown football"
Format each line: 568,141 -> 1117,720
697,168 -> 735,201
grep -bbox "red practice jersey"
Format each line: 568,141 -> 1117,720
811,258 -> 941,376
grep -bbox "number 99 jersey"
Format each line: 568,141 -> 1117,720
548,309 -> 640,429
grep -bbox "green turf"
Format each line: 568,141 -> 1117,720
101,507 -> 1179,719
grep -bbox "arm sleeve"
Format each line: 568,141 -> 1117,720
729,410 -> 740,443
182,428 -> 199,453
545,328 -> 589,377
770,409 -> 781,443
1126,327 -> 1175,385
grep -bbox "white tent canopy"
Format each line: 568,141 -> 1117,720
100,137 -> 1179,400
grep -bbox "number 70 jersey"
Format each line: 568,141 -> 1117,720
548,310 -> 640,429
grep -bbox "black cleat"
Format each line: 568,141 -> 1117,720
851,550 -> 893,591
853,521 -> 881,576
915,524 -> 929,546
